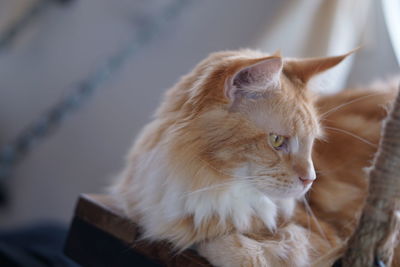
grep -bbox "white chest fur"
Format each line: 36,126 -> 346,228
117,145 -> 295,241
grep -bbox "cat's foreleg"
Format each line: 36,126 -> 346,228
197,233 -> 269,267
197,224 -> 310,267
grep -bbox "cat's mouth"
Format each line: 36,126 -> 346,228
300,182 -> 313,196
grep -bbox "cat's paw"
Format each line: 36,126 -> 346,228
197,234 -> 268,267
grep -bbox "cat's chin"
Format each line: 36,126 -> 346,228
259,185 -> 310,199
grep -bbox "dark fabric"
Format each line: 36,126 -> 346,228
0,223 -> 79,267
65,217 -> 162,267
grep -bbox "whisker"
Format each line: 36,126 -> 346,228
181,178 -> 277,197
197,157 -> 281,180
315,158 -> 362,175
196,158 -> 237,177
324,126 -> 377,147
319,118 -> 335,122
319,91 -> 385,120
302,198 -> 329,245
302,198 -> 312,240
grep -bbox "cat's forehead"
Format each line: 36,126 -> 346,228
244,96 -> 320,138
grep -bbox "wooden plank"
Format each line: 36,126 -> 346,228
65,216 -> 162,267
64,194 -> 212,267
74,194 -> 138,244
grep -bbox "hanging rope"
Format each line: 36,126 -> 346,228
341,85 -> 400,266
0,0 -> 72,51
0,0 -> 190,185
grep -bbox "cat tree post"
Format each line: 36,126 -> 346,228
342,87 -> 400,266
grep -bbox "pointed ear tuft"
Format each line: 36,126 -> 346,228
272,49 -> 282,57
225,57 -> 283,101
284,48 -> 358,84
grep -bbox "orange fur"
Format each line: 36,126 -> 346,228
111,48 -> 398,266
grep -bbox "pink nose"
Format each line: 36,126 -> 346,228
299,177 -> 314,186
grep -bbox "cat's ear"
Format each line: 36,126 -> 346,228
272,49 -> 282,57
225,57 -> 283,101
284,49 -> 357,84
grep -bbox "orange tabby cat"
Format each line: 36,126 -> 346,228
111,49 -> 398,266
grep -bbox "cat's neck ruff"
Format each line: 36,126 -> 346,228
128,145 -> 296,241
186,177 -> 279,232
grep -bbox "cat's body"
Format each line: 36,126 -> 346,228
111,49 -> 399,266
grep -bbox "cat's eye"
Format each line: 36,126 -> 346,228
269,133 -> 287,150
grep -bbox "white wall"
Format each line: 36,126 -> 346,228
0,0 -> 397,227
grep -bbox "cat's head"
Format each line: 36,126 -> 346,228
168,49 -> 353,200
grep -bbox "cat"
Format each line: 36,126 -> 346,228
110,48 -> 398,266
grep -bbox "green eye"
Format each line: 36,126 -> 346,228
269,133 -> 286,149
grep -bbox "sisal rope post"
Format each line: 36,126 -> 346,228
342,87 -> 400,266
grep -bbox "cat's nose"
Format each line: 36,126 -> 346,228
293,159 -> 316,187
298,176 -> 315,186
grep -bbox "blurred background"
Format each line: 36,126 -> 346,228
0,0 -> 398,231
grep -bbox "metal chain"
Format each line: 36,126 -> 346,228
0,0 -> 190,183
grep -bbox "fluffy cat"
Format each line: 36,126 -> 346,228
110,49 -> 398,266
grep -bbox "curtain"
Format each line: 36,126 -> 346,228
255,0 -> 373,93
